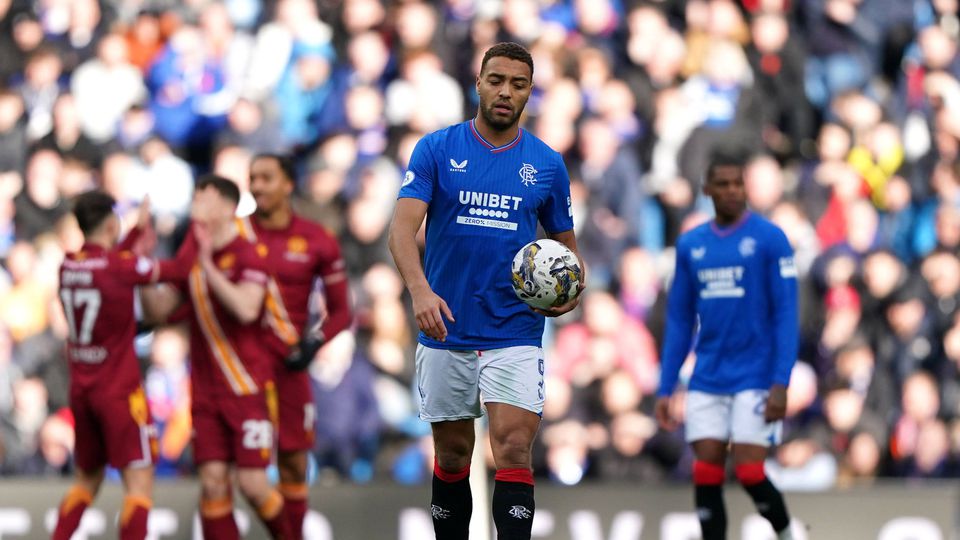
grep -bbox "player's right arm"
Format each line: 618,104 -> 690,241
388,198 -> 455,342
138,228 -> 196,325
655,241 -> 698,430
764,226 -> 800,422
194,224 -> 266,324
388,133 -> 454,343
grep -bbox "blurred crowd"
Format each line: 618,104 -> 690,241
0,0 -> 959,492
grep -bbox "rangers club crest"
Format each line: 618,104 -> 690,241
431,505 -> 450,519
519,163 -> 538,186
508,505 -> 532,519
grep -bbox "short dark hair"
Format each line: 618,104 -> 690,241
252,153 -> 296,184
195,174 -> 241,206
706,146 -> 749,181
72,190 -> 116,236
480,42 -> 534,78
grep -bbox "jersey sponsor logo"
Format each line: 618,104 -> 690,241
456,216 -> 518,230
519,163 -> 538,186
691,246 -> 706,260
697,266 -> 745,299
779,256 -> 798,278
509,505 -> 532,519
256,243 -> 268,258
567,196 -> 573,217
284,252 -> 311,263
739,236 -> 756,257
458,190 -> 522,210
457,190 -> 522,230
449,158 -> 468,172
401,170 -> 415,187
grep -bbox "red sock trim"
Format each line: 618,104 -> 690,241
693,460 -> 725,485
494,468 -> 534,486
735,462 -> 766,486
434,459 -> 470,483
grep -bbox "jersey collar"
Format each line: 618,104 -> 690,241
470,119 -> 523,154
79,243 -> 107,255
710,210 -> 752,237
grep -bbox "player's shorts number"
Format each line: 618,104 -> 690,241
753,392 -> 768,417
60,288 -> 102,345
241,420 -> 273,450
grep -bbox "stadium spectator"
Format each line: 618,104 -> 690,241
71,31 -> 147,143
36,93 -> 102,169
0,89 -> 27,175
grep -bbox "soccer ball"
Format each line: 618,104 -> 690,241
511,239 -> 583,310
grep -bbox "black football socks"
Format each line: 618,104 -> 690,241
432,462 -> 472,540
694,460 -> 727,540
492,468 -> 536,540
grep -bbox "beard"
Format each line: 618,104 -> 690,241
480,99 -> 522,131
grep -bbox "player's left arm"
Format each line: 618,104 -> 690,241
202,262 -> 266,324
315,236 -> 352,341
536,158 -> 584,317
285,235 -> 353,371
196,227 -> 266,324
764,227 -> 800,422
533,229 -> 585,317
116,196 -> 155,256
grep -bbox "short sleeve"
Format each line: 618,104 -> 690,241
315,230 -> 346,282
111,251 -> 159,286
237,243 -> 269,286
397,134 -> 437,203
538,155 -> 575,234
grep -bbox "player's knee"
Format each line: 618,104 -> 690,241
491,433 -> 533,468
435,440 -> 473,470
277,450 -> 308,482
236,468 -> 271,502
122,467 -> 154,498
693,460 -> 726,486
199,471 -> 231,500
435,450 -> 471,472
76,467 -> 105,495
734,461 -> 766,486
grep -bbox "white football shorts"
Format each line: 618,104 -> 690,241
415,344 -> 545,422
685,389 -> 782,447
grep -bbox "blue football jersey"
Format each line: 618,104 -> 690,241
658,212 -> 799,396
398,120 -> 574,349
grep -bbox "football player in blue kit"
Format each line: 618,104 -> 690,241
656,149 -> 799,540
388,42 -> 583,540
